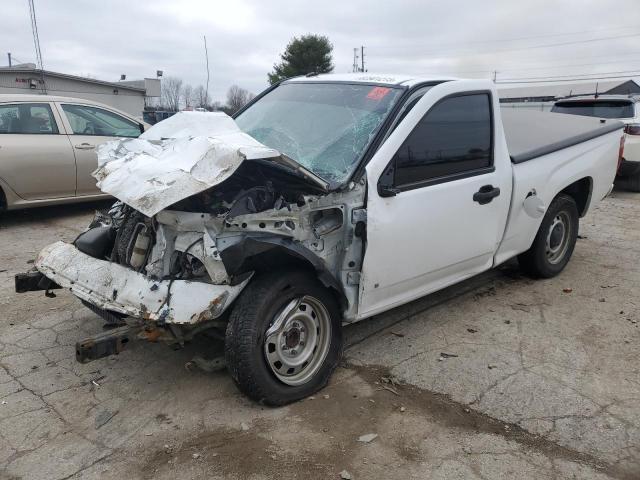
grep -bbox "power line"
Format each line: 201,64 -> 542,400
27,0 -> 46,93
370,32 -> 640,59
497,69 -> 640,82
416,55 -> 640,77
496,73 -> 640,84
204,35 -> 210,105
413,24 -> 640,50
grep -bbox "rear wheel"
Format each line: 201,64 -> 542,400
518,194 -> 579,278
625,172 -> 640,192
224,270 -> 343,406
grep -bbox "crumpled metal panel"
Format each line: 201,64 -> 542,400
35,241 -> 248,324
94,112 -> 281,217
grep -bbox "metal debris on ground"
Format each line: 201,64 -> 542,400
439,352 -> 459,358
340,470 -> 352,479
379,384 -> 399,396
467,328 -> 478,333
563,288 -> 573,293
389,331 -> 405,338
357,433 -> 378,443
488,364 -> 498,369
95,409 -> 118,429
511,303 -> 531,312
184,356 -> 226,373
240,422 -> 250,431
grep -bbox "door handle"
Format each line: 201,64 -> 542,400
473,185 -> 500,205
75,143 -> 95,150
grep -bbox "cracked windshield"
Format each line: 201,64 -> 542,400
235,82 -> 402,184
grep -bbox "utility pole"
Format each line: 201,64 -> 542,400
352,48 -> 358,73
361,46 -> 365,73
7,52 -> 11,67
204,35 -> 210,108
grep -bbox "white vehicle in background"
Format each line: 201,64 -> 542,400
17,75 -> 624,405
551,95 -> 640,191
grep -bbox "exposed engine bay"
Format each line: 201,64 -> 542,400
29,110 -> 369,348
71,152 -> 366,327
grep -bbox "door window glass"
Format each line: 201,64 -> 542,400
61,104 -> 140,137
393,94 -> 492,187
0,103 -> 59,134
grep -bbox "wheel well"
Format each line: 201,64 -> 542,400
559,177 -> 592,217
0,187 -> 6,211
245,251 -> 347,311
220,236 -> 348,311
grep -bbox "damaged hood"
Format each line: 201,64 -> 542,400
94,112 -> 281,217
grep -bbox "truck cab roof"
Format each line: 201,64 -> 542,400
282,73 -> 456,88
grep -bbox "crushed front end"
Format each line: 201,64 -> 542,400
19,111 -> 366,362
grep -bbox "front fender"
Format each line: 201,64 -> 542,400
218,233 -> 348,309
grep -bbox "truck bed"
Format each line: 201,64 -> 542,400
501,108 -> 623,163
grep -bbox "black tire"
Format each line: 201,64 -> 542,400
626,172 -> 640,192
224,269 -> 343,406
518,194 -> 579,278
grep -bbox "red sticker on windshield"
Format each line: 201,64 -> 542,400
367,86 -> 391,100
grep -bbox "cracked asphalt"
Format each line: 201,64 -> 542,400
1,190 -> 638,479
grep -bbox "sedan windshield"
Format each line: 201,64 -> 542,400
235,82 -> 403,184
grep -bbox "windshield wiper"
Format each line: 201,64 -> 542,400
263,154 -> 330,192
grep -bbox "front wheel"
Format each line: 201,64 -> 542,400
224,270 -> 343,406
518,194 -> 579,278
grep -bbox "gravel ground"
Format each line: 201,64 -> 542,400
0,190 -> 638,480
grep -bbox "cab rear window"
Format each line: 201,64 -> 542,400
551,100 -> 634,119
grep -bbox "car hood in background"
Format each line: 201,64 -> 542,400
94,111 -> 281,217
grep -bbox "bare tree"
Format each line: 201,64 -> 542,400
226,85 -> 254,114
182,84 -> 193,109
161,76 -> 183,112
193,85 -> 210,109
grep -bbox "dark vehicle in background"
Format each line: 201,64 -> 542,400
142,110 -> 176,125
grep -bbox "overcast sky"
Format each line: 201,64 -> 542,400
4,0 -> 640,102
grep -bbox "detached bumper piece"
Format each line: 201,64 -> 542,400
76,326 -> 132,363
34,241 -> 248,325
15,270 -> 61,294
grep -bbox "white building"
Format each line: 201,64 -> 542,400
0,64 -> 160,119
498,78 -> 640,111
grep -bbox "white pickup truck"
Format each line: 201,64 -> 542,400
16,74 -> 624,405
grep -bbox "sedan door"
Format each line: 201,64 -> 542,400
358,82 -> 512,319
56,103 -> 143,196
0,102 -> 76,200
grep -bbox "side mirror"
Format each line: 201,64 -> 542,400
139,123 -> 145,134
377,153 -> 400,197
378,185 -> 401,197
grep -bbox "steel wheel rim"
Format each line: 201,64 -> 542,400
545,211 -> 571,264
263,295 -> 332,386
